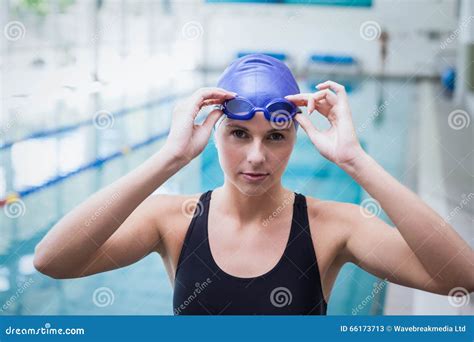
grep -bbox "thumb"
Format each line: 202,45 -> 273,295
194,109 -> 224,146
294,113 -> 321,137
294,114 -> 328,152
201,108 -> 224,133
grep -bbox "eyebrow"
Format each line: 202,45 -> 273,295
225,123 -> 291,133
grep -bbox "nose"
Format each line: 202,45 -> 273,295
246,140 -> 266,165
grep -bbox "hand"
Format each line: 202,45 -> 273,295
163,87 -> 236,163
285,80 -> 362,166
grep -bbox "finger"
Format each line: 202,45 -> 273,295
294,113 -> 321,136
201,108 -> 224,132
313,102 -> 331,118
285,91 -> 329,106
313,87 -> 338,106
307,94 -> 315,116
200,98 -> 225,109
192,87 -> 237,103
316,81 -> 348,99
183,88 -> 234,120
315,98 -> 330,107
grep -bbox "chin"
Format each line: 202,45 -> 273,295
233,175 -> 274,197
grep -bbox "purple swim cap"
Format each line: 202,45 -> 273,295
216,53 -> 300,129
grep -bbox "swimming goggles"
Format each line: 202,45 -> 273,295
218,95 -> 301,123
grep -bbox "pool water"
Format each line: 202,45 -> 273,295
0,74 -> 415,315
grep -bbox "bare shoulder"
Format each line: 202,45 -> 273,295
305,196 -> 361,233
144,192 -> 203,255
304,196 -> 360,300
304,196 -> 357,267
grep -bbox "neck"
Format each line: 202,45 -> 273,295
213,181 -> 295,226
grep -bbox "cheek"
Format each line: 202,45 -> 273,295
217,138 -> 244,171
270,146 -> 293,170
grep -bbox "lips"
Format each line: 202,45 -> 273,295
240,172 -> 270,182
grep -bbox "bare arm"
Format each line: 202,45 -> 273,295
34,87 -> 235,279
289,80 -> 474,295
340,151 -> 474,295
33,148 -> 186,279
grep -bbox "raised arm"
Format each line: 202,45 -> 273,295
288,80 -> 474,295
339,151 -> 474,295
33,87 -> 236,279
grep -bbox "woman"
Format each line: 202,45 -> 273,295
34,54 -> 473,315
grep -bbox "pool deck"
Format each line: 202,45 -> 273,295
384,80 -> 474,315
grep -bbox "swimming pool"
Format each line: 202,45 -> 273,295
0,73 -> 415,315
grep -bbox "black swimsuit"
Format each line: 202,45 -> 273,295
173,190 -> 327,315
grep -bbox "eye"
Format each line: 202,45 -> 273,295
231,129 -> 248,139
268,132 -> 285,141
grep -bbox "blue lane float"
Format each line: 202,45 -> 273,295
306,78 -> 359,94
0,130 -> 170,206
0,94 -> 182,151
237,51 -> 288,61
309,54 -> 357,65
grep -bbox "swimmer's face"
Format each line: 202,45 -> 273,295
214,111 -> 296,196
